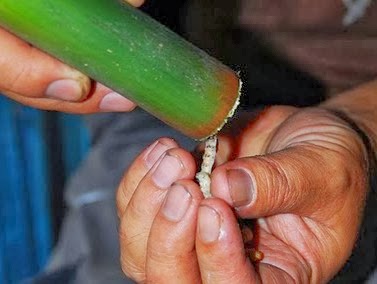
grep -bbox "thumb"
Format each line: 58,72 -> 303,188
1,0 -> 143,111
211,145 -> 349,219
0,28 -> 90,102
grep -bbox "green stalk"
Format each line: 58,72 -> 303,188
0,0 -> 240,140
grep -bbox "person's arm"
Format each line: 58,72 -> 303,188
319,80 -> 377,282
323,79 -> 377,145
0,0 -> 144,113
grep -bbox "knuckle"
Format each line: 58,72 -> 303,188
6,61 -> 31,94
4,47 -> 41,95
331,150 -> 367,194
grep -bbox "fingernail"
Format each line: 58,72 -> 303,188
144,140 -> 172,169
198,206 -> 221,243
99,92 -> 135,112
152,154 -> 184,189
227,169 -> 254,207
162,184 -> 192,222
46,79 -> 85,101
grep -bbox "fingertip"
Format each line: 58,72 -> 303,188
145,180 -> 202,283
143,138 -> 179,168
45,73 -> 90,102
158,180 -> 203,227
149,147 -> 196,190
196,198 -> 255,282
99,91 -> 137,112
124,0 -> 145,8
116,138 -> 177,216
160,183 -> 193,222
197,198 -> 239,244
210,166 -> 234,206
172,148 -> 198,178
172,179 -> 204,205
197,198 -> 241,246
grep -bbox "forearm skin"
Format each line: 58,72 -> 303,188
322,79 -> 377,282
322,79 -> 377,147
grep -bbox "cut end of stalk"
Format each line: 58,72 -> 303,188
199,77 -> 242,141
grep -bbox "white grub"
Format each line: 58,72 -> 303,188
196,135 -> 217,198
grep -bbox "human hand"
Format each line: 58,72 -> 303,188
0,0 -> 144,113
117,106 -> 369,283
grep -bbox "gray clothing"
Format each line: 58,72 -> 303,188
32,109 -> 196,284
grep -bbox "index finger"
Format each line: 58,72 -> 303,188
116,137 -> 177,216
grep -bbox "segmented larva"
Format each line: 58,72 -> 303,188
196,135 -> 217,198
196,136 -> 265,262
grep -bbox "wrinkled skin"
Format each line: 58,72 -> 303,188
0,1 -> 370,282
0,0 -> 144,113
117,106 -> 368,283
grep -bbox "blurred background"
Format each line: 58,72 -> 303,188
0,0 -> 327,283
0,97 -> 90,283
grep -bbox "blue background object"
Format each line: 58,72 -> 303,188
0,96 -> 89,284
